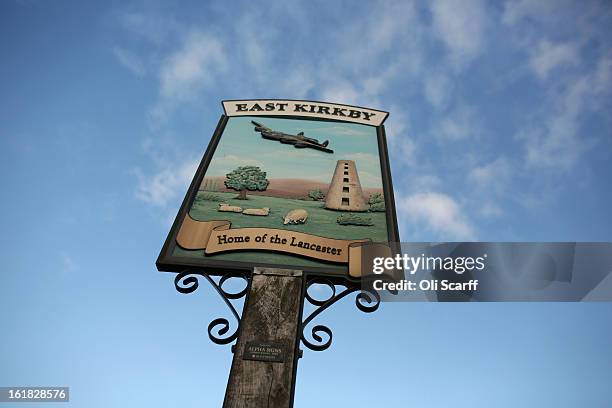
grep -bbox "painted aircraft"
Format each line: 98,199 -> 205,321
251,121 -> 333,153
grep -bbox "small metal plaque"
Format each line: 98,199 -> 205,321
243,341 -> 286,363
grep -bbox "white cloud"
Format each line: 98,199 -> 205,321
519,115 -> 585,170
135,159 -> 198,206
280,67 -> 316,99
152,30 -> 226,122
369,1 -> 416,51
529,40 -> 579,80
503,2 -> 611,172
592,55 -> 612,93
397,192 -> 476,240
501,0 -> 561,26
433,105 -> 479,141
320,81 -> 360,106
424,71 -> 452,109
411,175 -> 442,191
394,138 -> 417,164
384,110 -> 416,165
429,0 -> 488,69
479,202 -> 503,217
334,1 -> 417,72
469,157 -> 511,189
361,64 -> 401,98
468,158 -> 512,219
159,31 -> 226,99
518,53 -> 612,169
385,109 -> 408,139
119,11 -> 177,44
113,46 -> 146,76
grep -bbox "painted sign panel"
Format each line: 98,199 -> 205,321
157,100 -> 400,280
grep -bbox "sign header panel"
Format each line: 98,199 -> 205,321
223,99 -> 388,126
157,99 -> 399,280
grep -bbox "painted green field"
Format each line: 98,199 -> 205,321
172,191 -> 389,270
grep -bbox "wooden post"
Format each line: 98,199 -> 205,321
223,267 -> 303,408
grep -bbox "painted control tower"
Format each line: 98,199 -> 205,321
324,159 -> 367,212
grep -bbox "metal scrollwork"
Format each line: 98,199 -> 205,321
301,278 -> 380,352
174,271 -> 249,346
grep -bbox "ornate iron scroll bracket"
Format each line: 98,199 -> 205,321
300,278 -> 380,352
174,270 -> 249,346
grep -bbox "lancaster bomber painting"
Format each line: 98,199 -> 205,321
251,121 -> 334,153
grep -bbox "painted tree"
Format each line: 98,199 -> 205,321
308,188 -> 325,201
224,166 -> 269,200
368,192 -> 385,212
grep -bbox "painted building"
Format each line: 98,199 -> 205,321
324,160 -> 367,211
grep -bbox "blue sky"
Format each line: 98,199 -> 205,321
1,1 -> 611,407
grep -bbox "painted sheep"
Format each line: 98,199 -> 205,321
283,209 -> 308,225
242,207 -> 270,216
218,203 -> 243,213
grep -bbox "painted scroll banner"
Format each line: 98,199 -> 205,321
222,99 -> 389,126
176,214 -> 395,278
